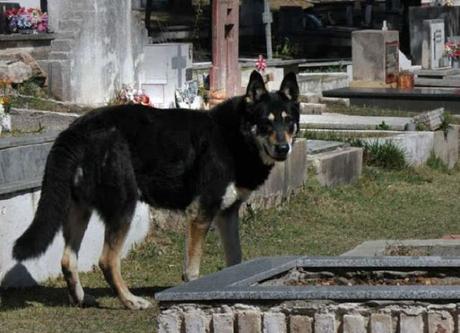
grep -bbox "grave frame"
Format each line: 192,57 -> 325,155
156,256 -> 460,302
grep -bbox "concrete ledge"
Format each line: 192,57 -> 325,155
365,127 -> 459,168
342,239 -> 460,257
304,127 -> 459,169
0,189 -> 150,287
298,73 -> 349,96
307,146 -> 363,187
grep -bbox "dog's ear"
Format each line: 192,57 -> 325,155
245,70 -> 267,104
279,72 -> 299,102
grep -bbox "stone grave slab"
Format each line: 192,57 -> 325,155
300,113 -> 412,131
155,256 -> 460,302
343,239 -> 460,257
306,140 -> 347,154
323,87 -> 460,113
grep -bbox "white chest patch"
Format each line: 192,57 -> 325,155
221,183 -> 239,210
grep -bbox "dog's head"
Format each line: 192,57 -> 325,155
242,70 -> 300,165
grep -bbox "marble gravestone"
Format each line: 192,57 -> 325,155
422,19 -> 446,70
141,43 -> 193,108
351,30 -> 399,88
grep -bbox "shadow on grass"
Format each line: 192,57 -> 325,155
0,286 -> 170,311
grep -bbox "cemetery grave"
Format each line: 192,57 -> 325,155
156,257 -> 460,333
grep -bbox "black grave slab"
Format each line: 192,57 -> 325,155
155,256 -> 460,302
322,87 -> 460,113
0,131 -> 58,197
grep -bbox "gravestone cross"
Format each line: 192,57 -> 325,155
422,19 -> 445,69
210,0 -> 241,102
171,45 -> 187,88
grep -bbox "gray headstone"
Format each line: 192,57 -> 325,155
141,43 -> 193,108
409,6 -> 460,65
352,30 -> 399,85
422,19 -> 445,69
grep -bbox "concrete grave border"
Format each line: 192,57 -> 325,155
156,256 -> 460,302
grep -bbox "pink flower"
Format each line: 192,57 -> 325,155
256,55 -> 267,72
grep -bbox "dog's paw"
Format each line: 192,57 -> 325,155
123,295 -> 152,310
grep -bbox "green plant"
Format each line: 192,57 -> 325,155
15,77 -> 47,98
376,121 -> 390,130
440,112 -> 452,137
275,37 -> 298,59
426,151 -> 449,172
364,141 -> 406,170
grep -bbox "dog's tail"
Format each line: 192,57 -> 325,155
13,129 -> 85,261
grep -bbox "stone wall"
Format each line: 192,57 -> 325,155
47,0 -> 147,104
158,301 -> 460,333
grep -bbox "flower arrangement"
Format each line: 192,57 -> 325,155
111,85 -> 151,106
4,7 -> 48,33
445,41 -> 460,59
0,79 -> 12,114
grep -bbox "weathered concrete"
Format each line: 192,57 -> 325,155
365,127 -> 459,168
342,239 -> 460,257
305,126 -> 459,169
307,146 -> 363,187
300,113 -> 412,131
48,0 -> 147,104
248,139 -> 307,210
352,30 -> 399,87
298,73 -> 349,96
11,108 -> 78,133
0,190 -> 150,287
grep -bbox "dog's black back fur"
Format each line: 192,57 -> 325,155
13,71 -> 300,264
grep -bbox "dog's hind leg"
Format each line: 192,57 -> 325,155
61,200 -> 94,307
98,216 -> 152,310
183,201 -> 213,282
214,202 -> 242,267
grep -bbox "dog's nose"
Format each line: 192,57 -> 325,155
275,143 -> 290,155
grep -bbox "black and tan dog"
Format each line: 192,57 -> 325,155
13,71 -> 300,309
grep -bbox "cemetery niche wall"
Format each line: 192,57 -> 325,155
47,0 -> 147,104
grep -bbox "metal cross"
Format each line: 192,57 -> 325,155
171,45 -> 187,88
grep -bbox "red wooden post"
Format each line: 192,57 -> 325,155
209,0 -> 241,105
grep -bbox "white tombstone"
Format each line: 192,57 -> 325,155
422,19 -> 445,70
141,43 -> 193,108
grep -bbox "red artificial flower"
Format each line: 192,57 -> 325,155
256,55 -> 267,72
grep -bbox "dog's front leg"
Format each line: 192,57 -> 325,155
215,202 -> 242,267
183,215 -> 211,282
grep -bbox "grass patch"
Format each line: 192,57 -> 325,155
2,165 -> 460,332
361,141 -> 407,170
305,130 -> 406,170
426,151 -> 449,173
